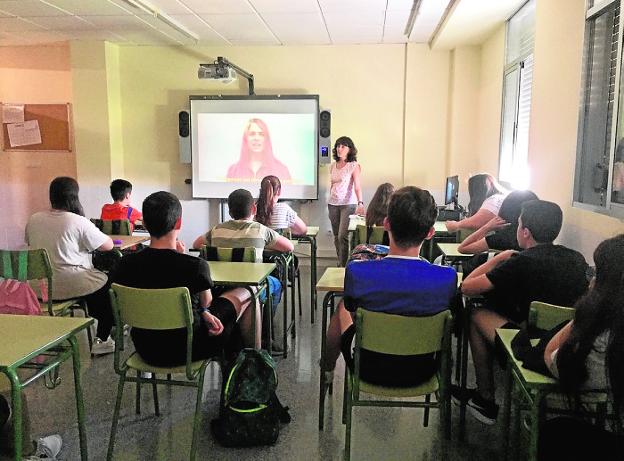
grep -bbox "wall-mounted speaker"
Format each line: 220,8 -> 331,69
319,109 -> 331,165
179,110 -> 191,164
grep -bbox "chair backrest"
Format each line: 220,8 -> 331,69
200,246 -> 257,262
528,301 -> 575,330
356,309 -> 452,356
355,224 -> 389,246
109,283 -> 196,378
90,218 -> 131,236
0,249 -> 54,314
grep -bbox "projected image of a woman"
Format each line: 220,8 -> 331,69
226,118 -> 292,180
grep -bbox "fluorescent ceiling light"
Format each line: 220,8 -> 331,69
120,0 -> 199,42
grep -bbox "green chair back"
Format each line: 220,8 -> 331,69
90,218 -> 131,236
528,301 -> 575,330
200,246 -> 257,263
358,309 -> 451,356
355,224 -> 389,246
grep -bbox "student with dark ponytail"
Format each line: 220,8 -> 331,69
255,175 -> 307,235
540,234 -> 624,459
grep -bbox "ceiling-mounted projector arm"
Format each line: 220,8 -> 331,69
198,57 -> 255,95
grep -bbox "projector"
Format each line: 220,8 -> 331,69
198,64 -> 237,84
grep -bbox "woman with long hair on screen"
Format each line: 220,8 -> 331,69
255,175 -> 307,235
226,118 -> 291,181
328,136 -> 364,267
445,173 -> 507,232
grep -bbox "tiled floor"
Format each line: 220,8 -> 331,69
1,260 -> 508,460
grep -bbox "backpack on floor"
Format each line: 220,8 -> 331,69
211,349 -> 291,447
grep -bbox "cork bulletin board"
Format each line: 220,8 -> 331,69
1,103 -> 72,152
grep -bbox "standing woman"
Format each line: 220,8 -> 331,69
328,136 -> 365,266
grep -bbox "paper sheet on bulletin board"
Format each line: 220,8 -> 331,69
1,103 -> 72,152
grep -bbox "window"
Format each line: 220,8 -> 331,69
499,0 -> 535,189
574,0 -> 624,217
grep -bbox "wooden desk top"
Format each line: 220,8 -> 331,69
437,243 -> 473,259
496,329 -> 557,388
207,261 -> 276,286
0,314 -> 93,369
110,234 -> 150,250
316,267 -> 345,292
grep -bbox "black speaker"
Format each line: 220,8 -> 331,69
319,109 -> 331,164
179,110 -> 191,163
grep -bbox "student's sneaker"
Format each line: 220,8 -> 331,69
35,434 -> 62,459
467,394 -> 499,425
91,336 -> 115,356
450,384 -> 474,406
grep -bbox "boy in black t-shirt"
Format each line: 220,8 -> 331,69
455,200 -> 588,425
112,191 -> 260,367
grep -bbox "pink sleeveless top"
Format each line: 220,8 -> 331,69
329,161 -> 359,206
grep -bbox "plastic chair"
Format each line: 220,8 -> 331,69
527,301 -> 575,330
107,284 -> 214,461
354,224 -> 389,246
274,228 -> 303,322
0,249 -> 92,347
90,218 -> 131,236
342,309 -> 453,460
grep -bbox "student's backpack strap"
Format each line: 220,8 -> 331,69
126,207 -> 133,220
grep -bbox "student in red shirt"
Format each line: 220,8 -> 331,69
100,179 -> 142,230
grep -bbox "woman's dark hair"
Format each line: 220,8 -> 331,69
332,136 -> 358,162
366,183 -> 394,227
255,175 -> 281,226
467,173 -> 506,216
49,177 -> 84,216
557,234 -> 624,431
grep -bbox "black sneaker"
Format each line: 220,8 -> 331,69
467,393 -> 499,425
450,384 -> 475,405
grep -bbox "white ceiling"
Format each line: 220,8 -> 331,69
0,0 -> 523,48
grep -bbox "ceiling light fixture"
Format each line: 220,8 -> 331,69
404,0 -> 423,39
120,0 -> 199,42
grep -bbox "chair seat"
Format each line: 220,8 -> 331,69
126,352 -> 208,375
357,373 -> 440,398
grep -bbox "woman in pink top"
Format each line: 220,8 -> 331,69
328,136 -> 364,266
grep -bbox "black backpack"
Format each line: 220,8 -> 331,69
211,349 -> 291,447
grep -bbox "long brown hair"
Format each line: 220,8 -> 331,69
255,175 -> 281,226
366,183 -> 394,227
49,176 -> 84,216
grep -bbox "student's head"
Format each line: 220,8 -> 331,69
142,191 -> 181,238
498,190 -> 539,226
228,189 -> 255,220
386,186 -> 437,249
332,136 -> 357,162
517,200 -> 562,246
110,179 -> 133,202
467,173 -> 506,216
592,234 -> 624,293
49,176 -> 84,216
255,176 -> 281,226
366,182 -> 395,227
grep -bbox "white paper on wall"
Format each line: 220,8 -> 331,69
6,120 -> 42,147
2,104 -> 25,123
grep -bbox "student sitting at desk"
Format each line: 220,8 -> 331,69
113,191 -> 260,366
445,173 -> 507,232
26,177 -> 115,356
364,182 -> 394,227
255,175 -> 307,235
192,189 -> 294,313
539,234 -> 624,460
458,189 -> 538,255
456,200 -> 589,425
321,186 -> 457,387
100,179 -> 142,231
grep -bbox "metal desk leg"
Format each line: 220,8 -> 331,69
528,391 -> 545,461
501,363 -> 513,460
311,236 -> 317,324
70,336 -> 88,461
5,370 -> 22,461
318,291 -> 334,430
458,299 -> 470,442
281,255 -> 288,358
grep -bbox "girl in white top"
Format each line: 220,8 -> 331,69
255,175 -> 307,235
328,136 -> 364,266
25,177 -> 115,354
445,173 -> 507,232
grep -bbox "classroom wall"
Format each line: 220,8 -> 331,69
527,0 -> 624,260
0,44 -> 76,249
